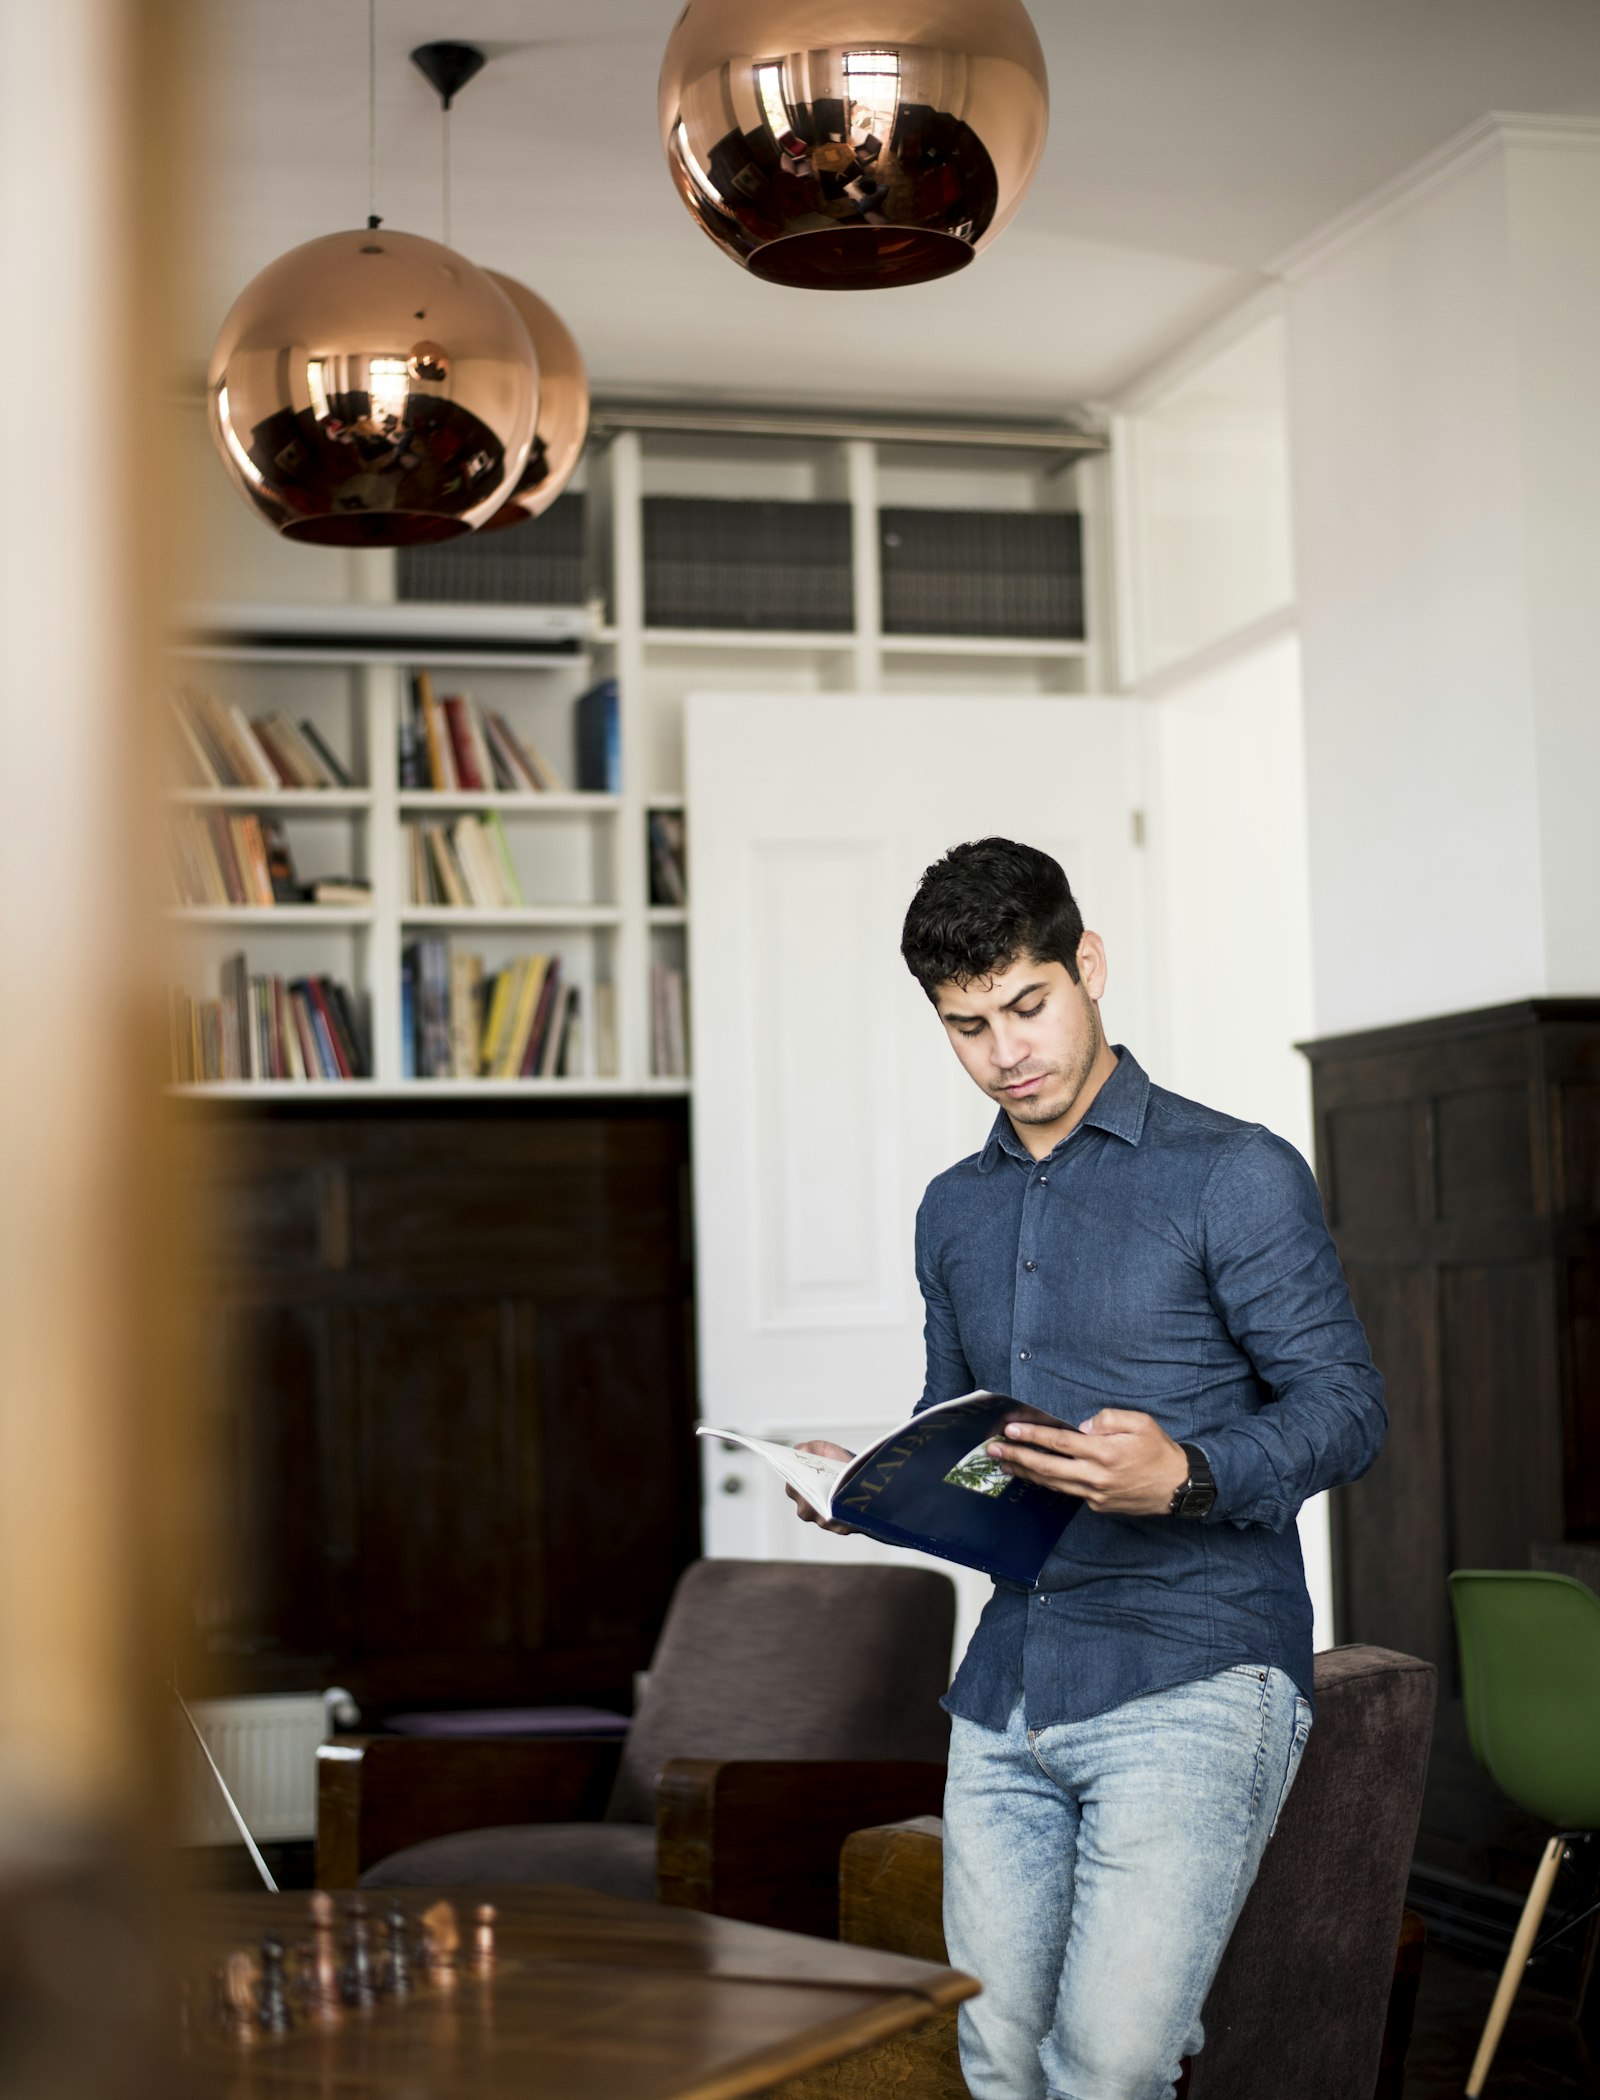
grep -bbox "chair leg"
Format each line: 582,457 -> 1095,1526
1465,1834 -> 1566,2097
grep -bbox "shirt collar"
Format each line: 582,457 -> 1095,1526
976,1046 -> 1150,1172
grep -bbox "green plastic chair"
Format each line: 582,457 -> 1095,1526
1448,1569 -> 1600,2095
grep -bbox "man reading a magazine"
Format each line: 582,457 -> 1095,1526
790,836 -> 1386,2100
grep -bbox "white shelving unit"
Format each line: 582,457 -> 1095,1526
168,411 -> 1101,1098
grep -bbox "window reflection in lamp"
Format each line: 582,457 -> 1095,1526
214,386 -> 264,486
754,60 -> 789,140
842,48 -> 900,144
305,358 -> 331,425
674,118 -> 724,208
366,356 -> 410,431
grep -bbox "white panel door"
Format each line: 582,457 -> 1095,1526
687,691 -> 1150,1651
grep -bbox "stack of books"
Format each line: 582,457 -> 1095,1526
650,962 -> 688,1077
404,816 -> 524,909
173,688 -> 352,790
402,940 -> 586,1080
400,672 -> 566,792
171,957 -> 369,1082
169,809 -> 371,910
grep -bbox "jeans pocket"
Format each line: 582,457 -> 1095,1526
1269,1695 -> 1313,1839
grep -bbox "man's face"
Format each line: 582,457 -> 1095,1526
931,944 -> 1108,1134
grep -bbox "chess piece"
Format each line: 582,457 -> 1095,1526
221,1952 -> 258,2045
306,1892 -> 343,2023
257,1934 -> 292,2034
473,1902 -> 497,1974
341,1898 -> 377,2009
419,1899 -> 460,1986
384,1901 -> 411,1997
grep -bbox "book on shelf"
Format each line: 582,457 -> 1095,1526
576,678 -> 621,793
171,956 -> 370,1084
172,687 -> 351,791
403,816 -> 525,909
402,936 -> 586,1080
647,810 -> 687,906
594,981 -> 618,1079
697,1391 -> 1079,1588
650,961 -> 688,1077
403,676 -> 568,793
169,807 -> 369,910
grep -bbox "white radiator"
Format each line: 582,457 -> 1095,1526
178,1693 -> 331,1846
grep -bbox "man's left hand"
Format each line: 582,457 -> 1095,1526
986,1409 -> 1192,1516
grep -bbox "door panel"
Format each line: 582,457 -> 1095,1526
688,692 -> 1151,1651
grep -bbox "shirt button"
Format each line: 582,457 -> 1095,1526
1019,1348 -> 1032,1362
1037,1174 -> 1049,1186
1023,1259 -> 1037,1272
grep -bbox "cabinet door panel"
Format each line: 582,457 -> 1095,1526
198,1300 -> 352,1672
354,1299 -> 531,1658
539,1298 -> 698,1651
1334,1263 -> 1447,1668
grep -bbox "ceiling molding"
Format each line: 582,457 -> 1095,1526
1108,284 -> 1285,416
588,398 -> 1105,454
1272,111 -> 1600,285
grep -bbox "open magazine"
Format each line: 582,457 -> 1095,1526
697,1390 -> 1081,1589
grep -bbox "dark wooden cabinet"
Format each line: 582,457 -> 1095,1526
175,1103 -> 699,1715
1301,1000 -> 1600,1878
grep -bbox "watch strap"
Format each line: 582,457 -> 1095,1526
1169,1441 -> 1217,1518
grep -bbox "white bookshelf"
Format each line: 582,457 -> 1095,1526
169,412 -> 1101,1097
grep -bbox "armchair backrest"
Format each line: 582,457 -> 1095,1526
1185,1644 -> 1436,2100
605,1557 -> 956,1825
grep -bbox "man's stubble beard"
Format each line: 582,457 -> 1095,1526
998,1003 -> 1104,1125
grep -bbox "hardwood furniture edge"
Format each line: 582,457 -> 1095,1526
315,1735 -> 626,1887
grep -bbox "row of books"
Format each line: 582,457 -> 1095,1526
403,940 -> 606,1080
169,808 -> 371,910
651,962 -> 688,1078
399,674 -> 567,793
174,687 -> 353,791
171,959 -> 369,1083
404,817 -> 525,909
647,810 -> 687,905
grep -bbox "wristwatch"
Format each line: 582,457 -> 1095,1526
1168,1443 -> 1217,1519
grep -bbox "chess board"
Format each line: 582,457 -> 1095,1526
179,1882 -> 977,2099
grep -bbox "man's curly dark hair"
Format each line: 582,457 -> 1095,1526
900,837 -> 1085,1000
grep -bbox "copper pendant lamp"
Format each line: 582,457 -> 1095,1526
659,0 -> 1049,291
477,277 -> 590,532
206,14 -> 539,545
408,42 -> 591,534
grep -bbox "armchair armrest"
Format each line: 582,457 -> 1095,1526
655,1758 -> 947,1940
316,1735 -> 625,1889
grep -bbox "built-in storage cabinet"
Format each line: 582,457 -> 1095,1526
1302,999 -> 1600,1882
179,1104 -> 700,1709
171,414 -> 1100,1094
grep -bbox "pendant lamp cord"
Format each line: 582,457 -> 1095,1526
366,0 -> 381,230
442,101 -> 452,247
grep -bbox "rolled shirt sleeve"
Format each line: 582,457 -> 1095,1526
1193,1129 -> 1387,1532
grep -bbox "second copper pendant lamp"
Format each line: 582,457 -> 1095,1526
658,0 -> 1050,290
411,41 -> 591,534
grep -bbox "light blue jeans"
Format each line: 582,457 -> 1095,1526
943,1665 -> 1312,2100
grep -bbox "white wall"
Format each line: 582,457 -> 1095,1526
1113,312 -> 1333,1647
1284,118 -> 1600,1035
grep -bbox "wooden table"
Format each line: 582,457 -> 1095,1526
179,1883 -> 979,2099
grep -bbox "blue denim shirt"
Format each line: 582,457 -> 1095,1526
915,1047 -> 1386,1730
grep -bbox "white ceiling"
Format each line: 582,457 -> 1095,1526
189,0 -> 1600,415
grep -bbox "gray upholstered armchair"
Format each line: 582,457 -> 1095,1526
318,1557 -> 955,1938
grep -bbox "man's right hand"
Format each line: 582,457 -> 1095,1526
788,1440 -> 859,1535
